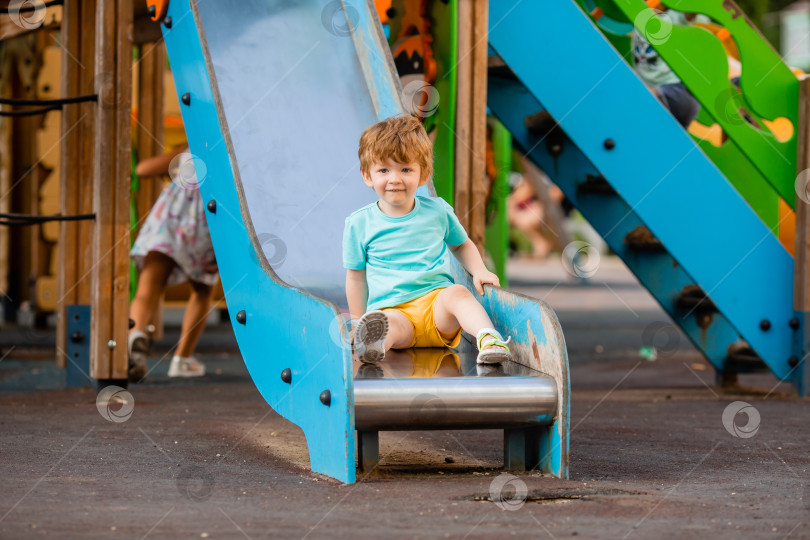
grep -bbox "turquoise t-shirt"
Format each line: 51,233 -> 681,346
343,195 -> 469,311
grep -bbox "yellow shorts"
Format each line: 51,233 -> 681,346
381,287 -> 462,349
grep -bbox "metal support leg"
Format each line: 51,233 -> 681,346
505,427 -> 545,471
504,428 -> 526,471
357,430 -> 379,473
525,426 -> 543,471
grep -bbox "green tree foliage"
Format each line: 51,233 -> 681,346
734,0 -> 800,50
737,0 -> 800,26
737,0 -> 768,25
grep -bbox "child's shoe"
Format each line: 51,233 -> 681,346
128,330 -> 149,382
168,355 -> 206,377
354,310 -> 388,364
476,328 -> 512,365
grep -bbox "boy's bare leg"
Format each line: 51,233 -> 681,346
433,285 -> 498,346
382,310 -> 415,351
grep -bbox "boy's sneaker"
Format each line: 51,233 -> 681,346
476,328 -> 512,365
128,330 -> 149,382
168,356 -> 206,378
354,310 -> 388,364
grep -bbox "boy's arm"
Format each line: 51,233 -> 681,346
450,239 -> 500,295
345,268 -> 368,321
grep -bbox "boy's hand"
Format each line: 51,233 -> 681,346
472,271 -> 500,296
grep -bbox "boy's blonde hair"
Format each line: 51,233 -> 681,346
358,114 -> 433,182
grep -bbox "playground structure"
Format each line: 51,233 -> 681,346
156,0 -> 568,484
1,0 -> 809,484
489,1 -> 809,396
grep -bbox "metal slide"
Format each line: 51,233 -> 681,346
487,1 -> 806,394
159,0 -> 569,483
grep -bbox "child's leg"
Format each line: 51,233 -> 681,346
176,280 -> 214,358
433,285 -> 494,340
383,310 -> 415,351
128,251 -> 175,381
130,251 -> 175,332
433,285 -> 511,363
354,309 -> 414,364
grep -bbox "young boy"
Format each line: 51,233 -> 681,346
631,10 -> 700,128
343,114 -> 512,365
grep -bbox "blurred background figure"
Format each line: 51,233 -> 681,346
128,146 -> 219,381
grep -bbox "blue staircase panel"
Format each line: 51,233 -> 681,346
488,76 -> 743,373
488,1 -> 797,383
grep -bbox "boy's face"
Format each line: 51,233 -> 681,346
362,157 -> 427,213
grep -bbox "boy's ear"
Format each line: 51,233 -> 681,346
361,170 -> 373,187
419,174 -> 430,186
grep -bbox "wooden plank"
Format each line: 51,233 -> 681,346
112,0 -> 133,380
91,0 -> 131,380
453,0 -> 488,253
468,0 -> 488,251
57,0 -> 91,366
90,0 -> 117,379
132,14 -> 162,45
77,2 -> 95,304
453,0 -> 472,233
135,42 -> 166,340
91,0 -> 115,379
135,42 -> 164,224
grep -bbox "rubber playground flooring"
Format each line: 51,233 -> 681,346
1,258 -> 808,539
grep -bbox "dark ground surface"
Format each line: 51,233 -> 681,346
1,258 -> 808,539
